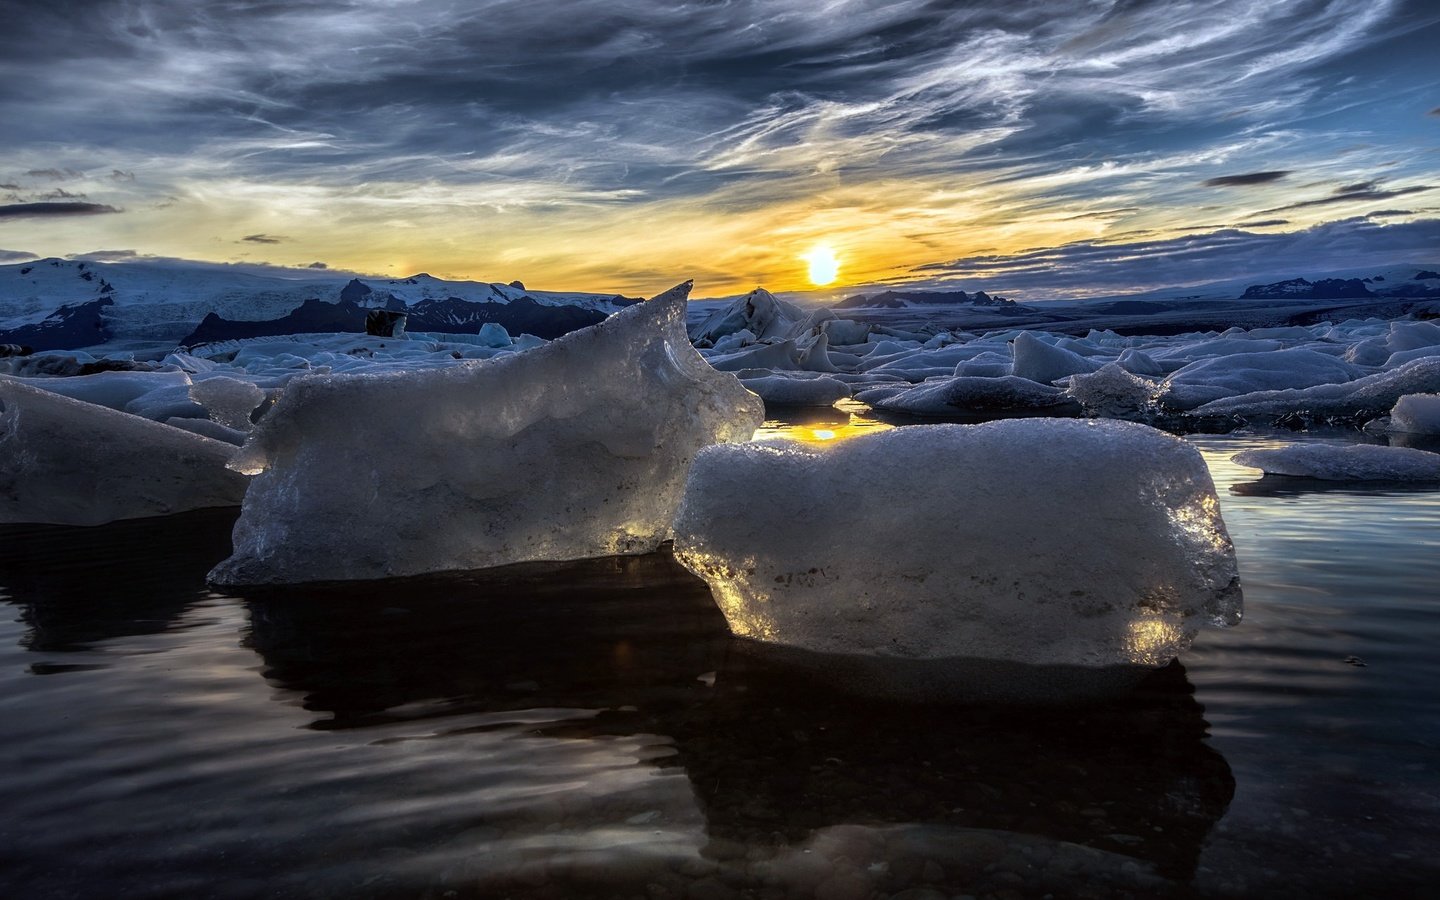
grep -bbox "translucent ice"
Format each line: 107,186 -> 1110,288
1192,357 -> 1440,419
1064,363 -> 1161,418
210,282 -> 764,584
1011,331 -> 1101,384
0,377 -> 249,525
673,420 -> 1242,670
1233,443 -> 1440,481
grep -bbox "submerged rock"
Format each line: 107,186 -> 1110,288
672,420 -> 1241,697
210,281 -> 763,584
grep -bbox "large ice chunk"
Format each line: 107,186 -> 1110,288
210,282 -> 764,584
1191,357 -> 1440,420
673,420 -> 1242,673
0,377 -> 249,525
1233,443 -> 1440,481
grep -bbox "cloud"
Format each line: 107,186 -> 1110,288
38,187 -> 86,200
23,168 -> 82,180
1236,218 -> 1290,227
306,261 -> 328,269
0,183 -> 18,191
0,249 -> 37,262
910,217 -> 1440,297
109,169 -> 135,181
1366,209 -> 1413,217
0,201 -> 120,219
241,233 -> 287,244
1203,171 -> 1292,187
1258,183 -> 1432,214
70,249 -> 138,261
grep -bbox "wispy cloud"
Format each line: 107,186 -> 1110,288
912,217 -> 1440,297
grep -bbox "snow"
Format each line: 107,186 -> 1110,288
672,420 -> 1242,673
209,282 -> 764,585
0,376 -> 249,525
1233,443 -> 1440,481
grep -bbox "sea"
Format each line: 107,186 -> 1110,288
1,410 -> 1436,899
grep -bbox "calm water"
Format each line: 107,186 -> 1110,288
2,417 -> 1438,899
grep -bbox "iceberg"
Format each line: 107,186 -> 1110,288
210,282 -> 764,584
673,420 -> 1242,681
0,377 -> 249,525
1233,443 -> 1440,481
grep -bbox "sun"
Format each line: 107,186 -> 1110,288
802,245 -> 840,286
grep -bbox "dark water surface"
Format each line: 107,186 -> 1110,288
1,426 -> 1437,898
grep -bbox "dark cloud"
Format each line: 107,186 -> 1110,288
1366,209 -> 1413,217
23,168 -> 82,180
0,183 -> 18,191
109,169 -> 135,181
1062,207 -> 1141,220
0,249 -> 37,262
306,261 -> 328,269
39,187 -> 86,200
241,234 -> 287,244
1258,184 -> 1432,214
911,217 -> 1440,297
1430,107 -> 1440,116
1203,171 -> 1291,187
0,201 -> 120,219
1235,218 -> 1290,227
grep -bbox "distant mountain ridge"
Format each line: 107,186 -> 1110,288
0,258 -> 642,349
835,289 -> 1017,310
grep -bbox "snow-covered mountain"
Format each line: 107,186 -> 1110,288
0,259 -> 640,349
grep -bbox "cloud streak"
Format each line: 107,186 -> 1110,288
0,202 -> 120,219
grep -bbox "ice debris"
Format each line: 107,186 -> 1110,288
872,376 -> 1081,418
1387,393 -> 1440,435
209,282 -> 764,584
672,420 -> 1242,672
1233,443 -> 1440,481
0,376 -> 249,525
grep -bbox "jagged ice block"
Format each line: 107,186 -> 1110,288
210,282 -> 764,584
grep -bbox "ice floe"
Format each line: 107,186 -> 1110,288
1233,443 -> 1440,481
673,420 -> 1242,677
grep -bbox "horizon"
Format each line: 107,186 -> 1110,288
1,1 -> 1437,298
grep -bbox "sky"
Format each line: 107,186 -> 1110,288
0,0 -> 1436,299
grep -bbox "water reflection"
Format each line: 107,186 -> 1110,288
753,400 -> 892,446
0,508 -> 238,652
241,561 -> 1234,887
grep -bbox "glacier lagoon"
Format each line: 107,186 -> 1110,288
1,419 -> 1437,898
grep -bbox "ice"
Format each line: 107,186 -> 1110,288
738,374 -> 851,407
209,282 -> 764,585
12,369 -> 194,413
1233,443 -> 1440,481
476,322 -> 512,347
872,375 -> 1080,418
189,376 -> 266,430
1192,357 -> 1440,419
1064,363 -> 1161,418
1388,393 -> 1440,434
1160,349 -> 1359,410
689,288 -> 809,345
1010,331 -> 1102,384
673,420 -> 1242,673
0,377 -> 249,525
